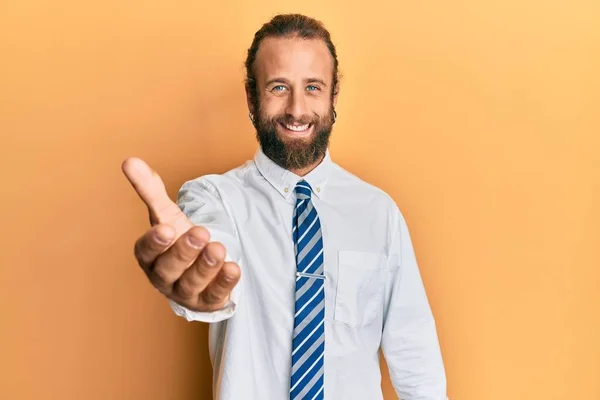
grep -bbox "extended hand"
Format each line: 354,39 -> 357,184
122,157 -> 241,312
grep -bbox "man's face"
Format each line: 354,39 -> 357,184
249,36 -> 337,171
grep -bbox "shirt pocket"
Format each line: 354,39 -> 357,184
334,250 -> 386,327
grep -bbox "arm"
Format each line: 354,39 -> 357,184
381,206 -> 448,399
169,177 -> 244,323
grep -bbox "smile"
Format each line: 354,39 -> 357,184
280,122 -> 312,134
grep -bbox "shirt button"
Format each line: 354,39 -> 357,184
284,188 -> 289,193
317,187 -> 321,192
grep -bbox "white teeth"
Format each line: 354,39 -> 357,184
284,123 -> 310,132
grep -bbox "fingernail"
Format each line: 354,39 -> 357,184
155,232 -> 173,245
203,250 -> 216,266
187,235 -> 205,250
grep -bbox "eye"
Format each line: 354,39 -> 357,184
272,85 -> 287,92
306,85 -> 320,91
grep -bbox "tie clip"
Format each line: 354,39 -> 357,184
296,271 -> 326,280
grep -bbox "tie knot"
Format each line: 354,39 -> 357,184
294,180 -> 312,200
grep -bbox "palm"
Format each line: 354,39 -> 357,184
121,157 -> 241,313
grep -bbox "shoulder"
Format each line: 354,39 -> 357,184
177,158 -> 257,201
330,162 -> 400,212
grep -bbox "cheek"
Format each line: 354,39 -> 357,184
307,91 -> 331,106
310,98 -> 332,116
260,96 -> 286,116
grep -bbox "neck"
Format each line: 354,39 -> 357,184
289,153 -> 326,177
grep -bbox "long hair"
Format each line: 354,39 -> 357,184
244,14 -> 340,107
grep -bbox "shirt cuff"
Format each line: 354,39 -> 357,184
168,269 -> 241,323
168,296 -> 237,323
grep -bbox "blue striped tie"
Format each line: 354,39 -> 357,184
290,180 -> 325,400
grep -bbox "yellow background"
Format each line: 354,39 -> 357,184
1,0 -> 599,399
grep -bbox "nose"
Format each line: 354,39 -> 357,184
285,89 -> 308,121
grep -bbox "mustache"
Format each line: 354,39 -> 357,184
266,113 -> 319,126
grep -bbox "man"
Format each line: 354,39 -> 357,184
123,13 -> 448,400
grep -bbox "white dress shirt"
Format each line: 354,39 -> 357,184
169,147 -> 448,400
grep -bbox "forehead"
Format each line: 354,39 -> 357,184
254,36 -> 333,83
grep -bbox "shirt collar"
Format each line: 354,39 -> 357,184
254,146 -> 333,200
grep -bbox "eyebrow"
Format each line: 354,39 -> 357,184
265,77 -> 328,87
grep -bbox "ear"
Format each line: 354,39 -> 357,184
245,83 -> 255,114
332,84 -> 340,108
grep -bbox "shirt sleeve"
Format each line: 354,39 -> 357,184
381,205 -> 448,399
167,176 -> 244,323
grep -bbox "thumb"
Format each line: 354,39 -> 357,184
122,157 -> 193,233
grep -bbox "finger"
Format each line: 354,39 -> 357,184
121,157 -> 193,233
199,261 -> 241,310
134,224 -> 177,272
173,241 -> 226,300
149,226 -> 211,295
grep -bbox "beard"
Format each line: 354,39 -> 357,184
254,103 -> 335,171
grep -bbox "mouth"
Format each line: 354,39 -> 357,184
279,122 -> 313,136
